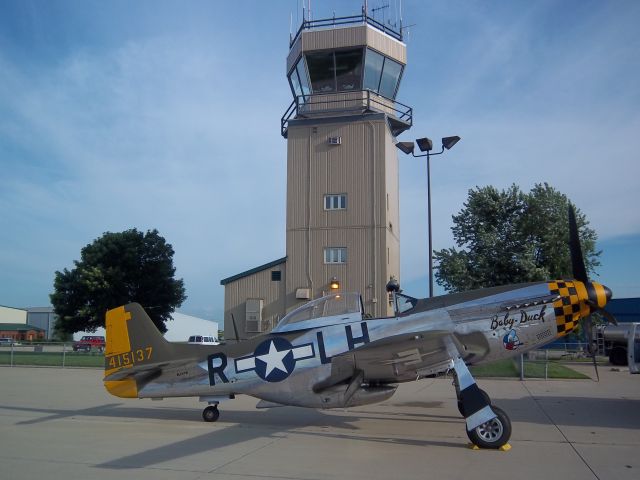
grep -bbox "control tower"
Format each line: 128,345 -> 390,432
282,13 -> 411,318
221,12 -> 412,336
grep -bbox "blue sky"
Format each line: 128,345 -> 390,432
1,0 -> 639,321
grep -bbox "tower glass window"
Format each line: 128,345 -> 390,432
379,57 -> 403,98
289,58 -> 311,103
363,48 -> 403,99
290,67 -> 302,98
334,49 -> 362,91
324,247 -> 347,264
297,59 -> 311,98
324,194 -> 347,210
296,48 -> 402,98
363,49 -> 385,92
306,51 -> 336,92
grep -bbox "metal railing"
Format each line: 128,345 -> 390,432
519,343 -> 593,380
290,13 -> 402,48
281,90 -> 412,137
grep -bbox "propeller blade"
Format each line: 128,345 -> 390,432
568,204 -> 588,283
585,299 -> 619,326
584,315 -> 599,382
597,306 -> 618,326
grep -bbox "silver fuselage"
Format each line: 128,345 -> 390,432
137,282 -> 562,408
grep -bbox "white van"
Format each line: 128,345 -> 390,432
0,338 -> 19,346
187,335 -> 219,345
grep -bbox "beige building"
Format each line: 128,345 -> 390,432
0,305 -> 27,325
221,15 -> 412,338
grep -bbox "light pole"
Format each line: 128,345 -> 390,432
396,136 -> 461,297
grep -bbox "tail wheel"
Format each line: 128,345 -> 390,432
202,405 -> 220,422
466,406 -> 512,449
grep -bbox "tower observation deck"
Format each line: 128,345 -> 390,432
281,13 -> 412,138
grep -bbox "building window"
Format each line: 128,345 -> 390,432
271,271 -> 281,281
324,247 -> 347,264
324,194 -> 347,210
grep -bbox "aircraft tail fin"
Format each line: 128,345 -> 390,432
104,303 -> 175,397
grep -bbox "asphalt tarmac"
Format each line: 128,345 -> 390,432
0,364 -> 638,480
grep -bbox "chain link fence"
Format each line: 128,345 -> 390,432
0,342 -> 104,368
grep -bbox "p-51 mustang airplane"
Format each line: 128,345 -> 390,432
103,207 -> 614,448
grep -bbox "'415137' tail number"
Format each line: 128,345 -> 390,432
107,346 -> 153,369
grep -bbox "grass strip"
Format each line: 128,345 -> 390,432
0,351 -> 104,368
471,358 -> 589,379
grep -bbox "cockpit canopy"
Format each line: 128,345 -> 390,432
394,292 -> 418,315
272,292 -> 363,333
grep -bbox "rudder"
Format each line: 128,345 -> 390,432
104,303 -> 174,397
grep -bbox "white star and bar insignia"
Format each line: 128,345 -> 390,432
235,337 -> 315,382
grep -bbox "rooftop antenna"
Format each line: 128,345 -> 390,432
372,2 -> 389,22
401,22 -> 416,42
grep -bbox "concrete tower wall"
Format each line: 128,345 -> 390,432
285,116 -> 399,317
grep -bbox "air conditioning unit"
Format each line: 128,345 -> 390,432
245,299 -> 264,332
328,136 -> 342,145
296,288 -> 311,299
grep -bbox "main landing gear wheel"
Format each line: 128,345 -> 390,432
202,405 -> 220,422
466,406 -> 511,449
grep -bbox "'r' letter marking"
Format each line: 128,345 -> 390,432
207,353 -> 229,385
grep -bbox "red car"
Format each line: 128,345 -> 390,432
73,335 -> 105,352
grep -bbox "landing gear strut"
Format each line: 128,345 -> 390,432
202,404 -> 220,422
451,357 -> 511,449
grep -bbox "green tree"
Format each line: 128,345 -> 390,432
51,229 -> 187,334
434,183 -> 600,292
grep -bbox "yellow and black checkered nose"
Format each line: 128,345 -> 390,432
548,280 -> 612,336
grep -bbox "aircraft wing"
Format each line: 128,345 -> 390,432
315,329 -> 473,390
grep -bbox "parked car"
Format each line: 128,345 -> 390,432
0,338 -> 20,347
187,335 -> 219,345
73,335 -> 105,352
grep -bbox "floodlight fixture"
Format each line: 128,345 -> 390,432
442,136 -> 461,150
395,141 -> 415,155
416,137 -> 433,152
329,277 -> 340,290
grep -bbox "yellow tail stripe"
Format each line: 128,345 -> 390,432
105,306 -> 132,356
104,379 -> 138,398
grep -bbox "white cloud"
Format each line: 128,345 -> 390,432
2,0 -> 639,312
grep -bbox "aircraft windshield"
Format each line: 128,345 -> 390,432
275,292 -> 362,330
395,292 -> 418,314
